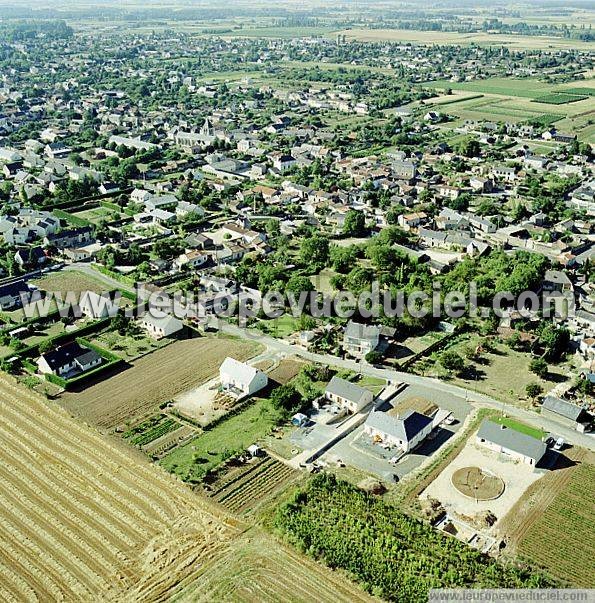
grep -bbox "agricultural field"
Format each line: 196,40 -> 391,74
123,413 -> 198,458
0,373 -> 369,601
533,93 -> 588,105
31,270 -> 111,295
204,454 -> 300,515
501,451 -> 595,587
276,474 -> 556,602
423,77 -> 595,140
0,373 -> 236,601
336,28 -> 594,50
124,414 -> 181,446
267,357 -> 307,385
59,336 -> 262,430
172,529 -> 374,603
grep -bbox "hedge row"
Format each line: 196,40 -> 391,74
1,316 -> 113,361
91,263 -> 136,286
52,208 -> 92,228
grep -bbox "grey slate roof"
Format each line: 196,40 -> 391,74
477,420 -> 546,463
325,376 -> 369,405
542,396 -> 588,422
365,409 -> 432,442
344,320 -> 380,342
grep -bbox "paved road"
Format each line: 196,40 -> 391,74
216,319 -> 595,452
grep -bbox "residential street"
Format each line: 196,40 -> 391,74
54,264 -> 595,452
217,319 -> 595,451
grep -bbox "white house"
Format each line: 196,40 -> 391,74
37,341 -> 102,377
476,420 -> 546,466
219,357 -> 268,398
342,320 -> 380,358
138,314 -> 184,339
173,250 -> 207,271
364,409 -> 433,452
79,291 -> 118,319
324,376 -> 373,413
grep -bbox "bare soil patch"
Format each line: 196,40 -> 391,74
389,396 -> 438,417
267,357 -> 306,385
452,467 -> 505,501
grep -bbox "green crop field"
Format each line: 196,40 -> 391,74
533,93 -> 588,105
519,461 -> 595,587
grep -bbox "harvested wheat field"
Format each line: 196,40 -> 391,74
0,374 -> 235,602
172,530 -> 374,603
0,374 -> 372,602
60,336 -> 263,430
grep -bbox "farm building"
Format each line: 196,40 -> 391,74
541,396 -> 592,432
324,376 -> 373,414
476,420 -> 546,466
364,409 -> 433,452
37,341 -> 102,378
138,314 -> 184,339
219,357 -> 268,398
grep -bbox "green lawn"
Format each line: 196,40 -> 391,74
357,375 -> 386,396
494,416 -> 547,440
159,398 -> 284,482
72,206 -> 122,224
257,314 -> 301,338
31,270 -> 110,295
416,334 -> 571,408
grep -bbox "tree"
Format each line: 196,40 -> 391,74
445,192 -> 471,212
529,357 -> 548,379
270,384 -> 301,414
285,275 -> 314,296
526,382 -> 544,401
365,351 -> 383,365
330,245 -> 360,273
439,351 -> 465,374
455,138 -> 481,158
342,210 -> 366,237
537,323 -> 570,362
299,235 -> 329,272
38,339 -> 53,354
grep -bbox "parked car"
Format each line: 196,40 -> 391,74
553,437 -> 565,451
